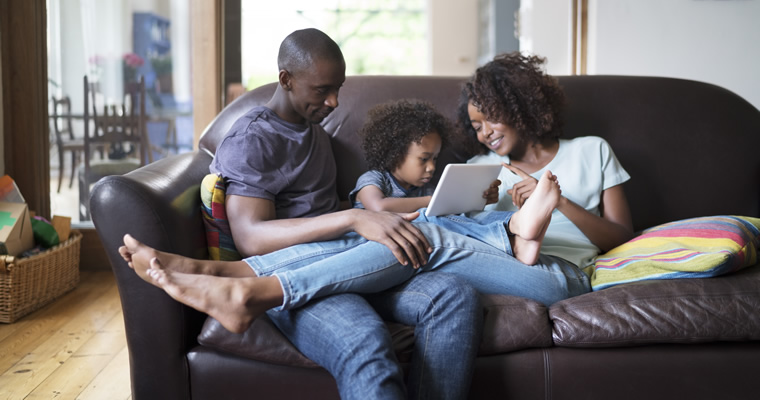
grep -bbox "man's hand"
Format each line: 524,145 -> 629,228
351,209 -> 431,269
502,163 -> 538,208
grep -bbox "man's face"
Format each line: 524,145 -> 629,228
287,57 -> 346,124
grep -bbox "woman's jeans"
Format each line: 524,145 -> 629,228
414,208 -> 515,254
246,221 -> 591,309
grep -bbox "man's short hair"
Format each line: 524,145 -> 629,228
277,28 -> 344,75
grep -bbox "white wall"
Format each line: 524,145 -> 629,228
428,0 -> 479,76
518,0 -> 573,75
586,0 -> 760,111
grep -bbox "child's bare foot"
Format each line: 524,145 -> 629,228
509,170 -> 561,265
145,257 -> 283,333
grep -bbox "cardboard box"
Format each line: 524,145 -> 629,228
0,201 -> 34,256
51,215 -> 72,242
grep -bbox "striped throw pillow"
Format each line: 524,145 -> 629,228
200,174 -> 242,261
587,215 -> 760,290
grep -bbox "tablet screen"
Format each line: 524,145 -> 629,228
425,164 -> 502,217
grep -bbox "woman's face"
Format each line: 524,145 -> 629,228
392,132 -> 441,190
467,102 -> 521,157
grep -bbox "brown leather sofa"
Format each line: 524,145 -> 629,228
90,75 -> 760,400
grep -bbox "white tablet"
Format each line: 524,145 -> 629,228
425,164 -> 502,217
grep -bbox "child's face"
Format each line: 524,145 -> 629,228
392,132 -> 442,190
467,102 -> 520,157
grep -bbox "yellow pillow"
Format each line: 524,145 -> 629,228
587,215 -> 760,290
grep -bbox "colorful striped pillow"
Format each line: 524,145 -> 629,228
587,215 -> 760,291
200,173 -> 242,261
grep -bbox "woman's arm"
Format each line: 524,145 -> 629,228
356,185 -> 431,213
556,184 -> 634,252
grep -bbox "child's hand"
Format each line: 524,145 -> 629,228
483,179 -> 501,205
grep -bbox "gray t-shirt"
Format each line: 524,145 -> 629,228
349,169 -> 434,209
210,106 -> 339,219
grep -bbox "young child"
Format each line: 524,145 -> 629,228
349,98 -> 560,265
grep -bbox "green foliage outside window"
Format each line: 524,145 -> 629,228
242,0 -> 426,90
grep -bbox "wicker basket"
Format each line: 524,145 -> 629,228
0,230 -> 82,323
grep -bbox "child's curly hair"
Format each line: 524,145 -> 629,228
360,99 -> 452,171
456,52 -> 566,156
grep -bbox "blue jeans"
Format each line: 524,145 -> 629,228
415,208 -> 514,254
247,222 -> 589,399
267,272 -> 482,400
247,222 -> 590,308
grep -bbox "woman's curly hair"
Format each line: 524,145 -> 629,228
456,52 -> 566,156
360,99 -> 452,171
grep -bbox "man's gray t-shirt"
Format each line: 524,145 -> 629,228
349,169 -> 433,209
210,106 -> 339,218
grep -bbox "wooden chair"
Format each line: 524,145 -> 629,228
50,96 -> 85,193
79,75 -> 151,221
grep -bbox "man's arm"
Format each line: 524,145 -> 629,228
226,194 -> 433,268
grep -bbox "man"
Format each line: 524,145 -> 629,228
123,28 -> 482,399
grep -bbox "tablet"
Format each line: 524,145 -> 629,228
425,164 -> 502,217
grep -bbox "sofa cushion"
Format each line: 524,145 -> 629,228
587,215 -> 760,290
200,173 -> 241,261
197,294 -> 553,367
478,295 -> 552,355
198,315 -> 415,368
550,265 -> 760,347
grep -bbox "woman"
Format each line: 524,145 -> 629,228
459,52 -> 634,275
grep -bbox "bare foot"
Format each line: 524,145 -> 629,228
119,234 -> 208,283
509,170 -> 561,265
145,257 -> 283,333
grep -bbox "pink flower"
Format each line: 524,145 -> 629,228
88,54 -> 104,66
123,53 -> 145,68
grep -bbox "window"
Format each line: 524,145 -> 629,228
47,0 -> 194,223
240,0 -> 428,90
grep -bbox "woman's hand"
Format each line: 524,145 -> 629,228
483,179 -> 501,205
502,163 -> 538,208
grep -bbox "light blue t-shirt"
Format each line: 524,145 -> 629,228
468,136 -> 630,268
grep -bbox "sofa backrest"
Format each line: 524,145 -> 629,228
199,75 -> 760,232
558,76 -> 760,230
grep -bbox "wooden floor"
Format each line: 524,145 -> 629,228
0,270 -> 131,400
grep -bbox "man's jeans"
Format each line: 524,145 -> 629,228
266,272 -> 482,400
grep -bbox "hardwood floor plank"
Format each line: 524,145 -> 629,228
24,312 -> 127,399
77,345 -> 131,400
0,270 -> 132,400
0,275 -> 123,399
0,273 -> 118,373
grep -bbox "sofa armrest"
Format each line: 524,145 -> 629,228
90,151 -> 212,400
